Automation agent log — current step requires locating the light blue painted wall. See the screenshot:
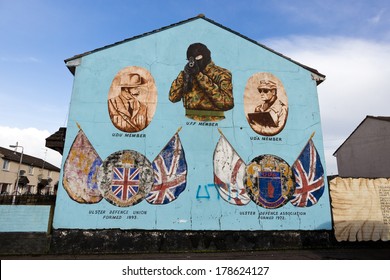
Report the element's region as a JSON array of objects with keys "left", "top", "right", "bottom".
[
  {"left": 54, "top": 18, "right": 331, "bottom": 230},
  {"left": 0, "top": 205, "right": 51, "bottom": 232}
]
